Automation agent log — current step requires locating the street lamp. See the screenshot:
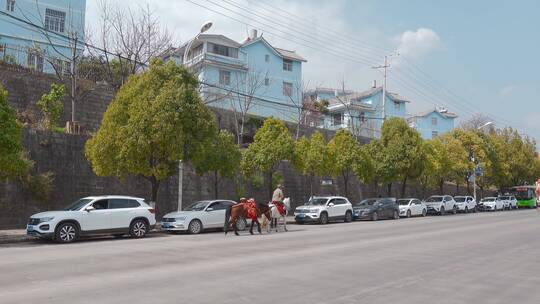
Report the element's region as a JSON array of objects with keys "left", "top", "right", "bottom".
[
  {"left": 178, "top": 21, "right": 213, "bottom": 212},
  {"left": 471, "top": 121, "right": 494, "bottom": 203}
]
